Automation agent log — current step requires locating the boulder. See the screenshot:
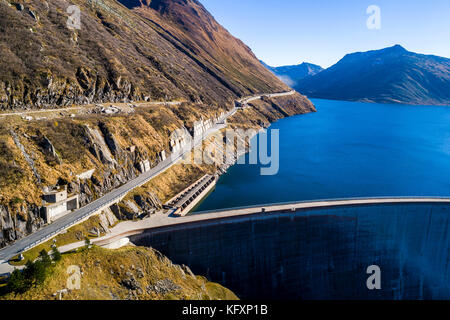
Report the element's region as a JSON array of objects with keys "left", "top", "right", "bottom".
[
  {"left": 146, "top": 279, "right": 181, "bottom": 295},
  {"left": 121, "top": 274, "right": 141, "bottom": 291},
  {"left": 181, "top": 264, "right": 195, "bottom": 277}
]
